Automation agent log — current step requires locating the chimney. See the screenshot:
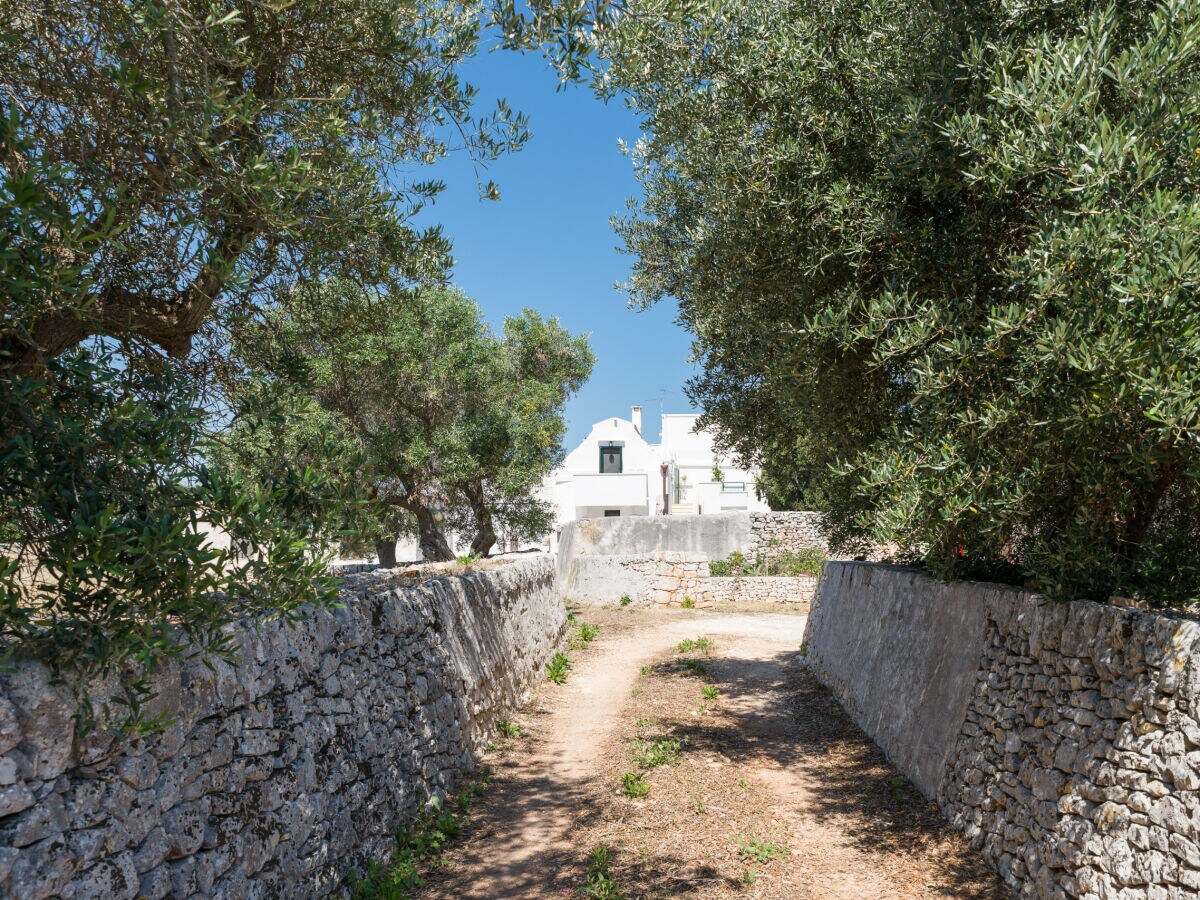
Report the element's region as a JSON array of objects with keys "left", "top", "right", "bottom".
[{"left": 631, "top": 405, "right": 643, "bottom": 435}]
